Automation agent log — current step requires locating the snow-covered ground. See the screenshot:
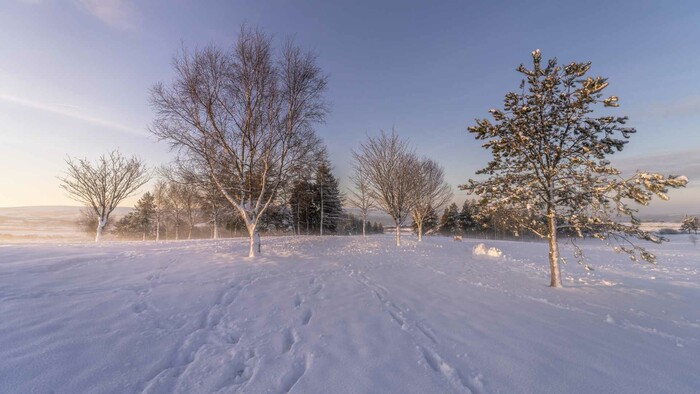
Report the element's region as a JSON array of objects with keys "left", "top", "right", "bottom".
[{"left": 1, "top": 235, "right": 698, "bottom": 393}]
